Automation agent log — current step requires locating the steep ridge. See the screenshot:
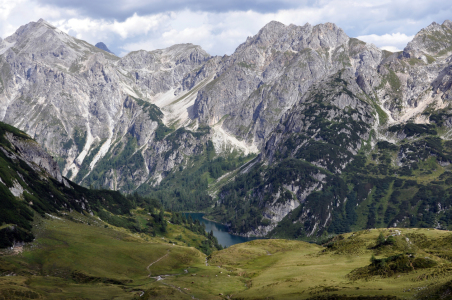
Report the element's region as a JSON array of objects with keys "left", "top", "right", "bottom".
[
  {"left": 206, "top": 20, "right": 452, "bottom": 238},
  {"left": 193, "top": 21, "right": 382, "bottom": 148},
  {"left": 3, "top": 19, "right": 452, "bottom": 239},
  {"left": 0, "top": 19, "right": 214, "bottom": 192},
  {"left": 0, "top": 121, "right": 134, "bottom": 247}
]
